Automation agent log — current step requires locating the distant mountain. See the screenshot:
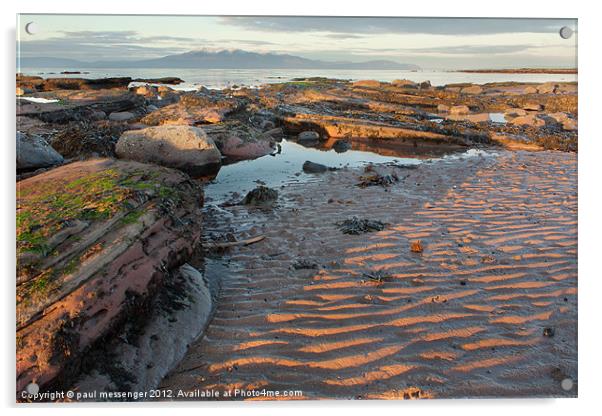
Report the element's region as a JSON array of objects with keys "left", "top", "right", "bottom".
[{"left": 18, "top": 49, "right": 420, "bottom": 70}]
